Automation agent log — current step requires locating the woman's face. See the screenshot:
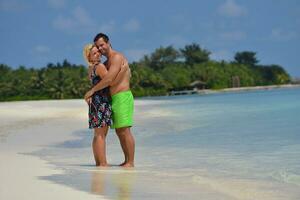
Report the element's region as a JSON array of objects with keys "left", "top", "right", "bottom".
[{"left": 89, "top": 46, "right": 101, "bottom": 63}]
